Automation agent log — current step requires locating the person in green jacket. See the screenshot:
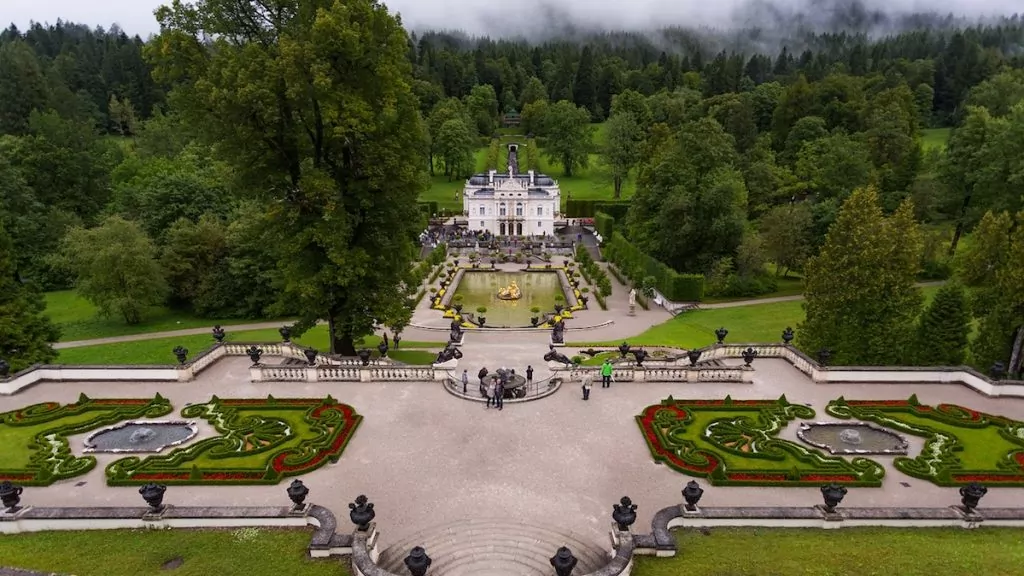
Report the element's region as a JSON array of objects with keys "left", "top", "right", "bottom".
[{"left": 600, "top": 359, "right": 613, "bottom": 388}]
